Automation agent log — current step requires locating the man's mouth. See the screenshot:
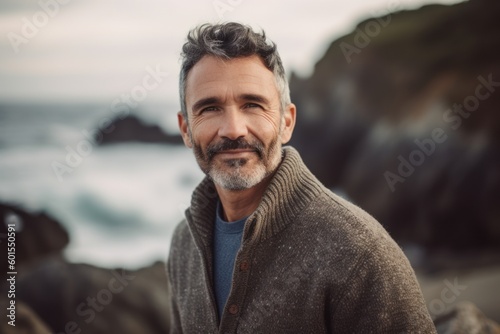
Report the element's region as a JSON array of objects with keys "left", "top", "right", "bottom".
[
  {"left": 206, "top": 138, "right": 263, "bottom": 160},
  {"left": 216, "top": 149, "right": 256, "bottom": 157}
]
